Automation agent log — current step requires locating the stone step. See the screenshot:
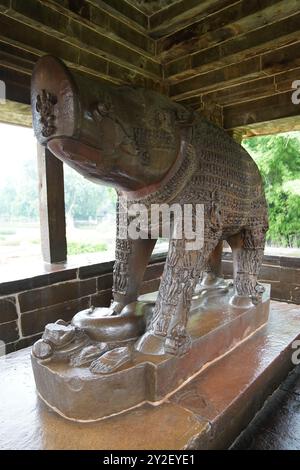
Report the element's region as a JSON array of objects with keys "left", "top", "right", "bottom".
[
  {"left": 0, "top": 300, "right": 299, "bottom": 450},
  {"left": 232, "top": 365, "right": 300, "bottom": 450}
]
